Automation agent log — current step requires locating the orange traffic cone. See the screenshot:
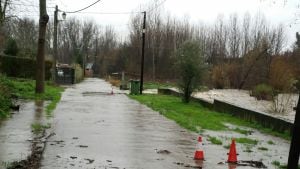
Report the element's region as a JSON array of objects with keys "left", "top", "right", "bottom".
[
  {"left": 227, "top": 139, "right": 238, "bottom": 163},
  {"left": 194, "top": 136, "right": 204, "bottom": 160}
]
